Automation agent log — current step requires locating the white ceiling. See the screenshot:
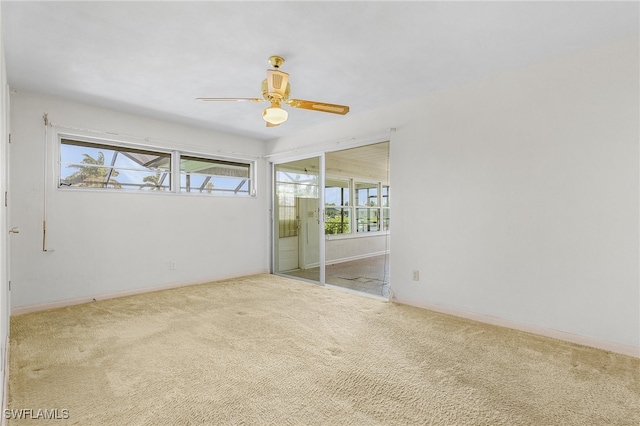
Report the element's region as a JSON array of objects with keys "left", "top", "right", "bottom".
[{"left": 2, "top": 1, "right": 638, "bottom": 141}]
